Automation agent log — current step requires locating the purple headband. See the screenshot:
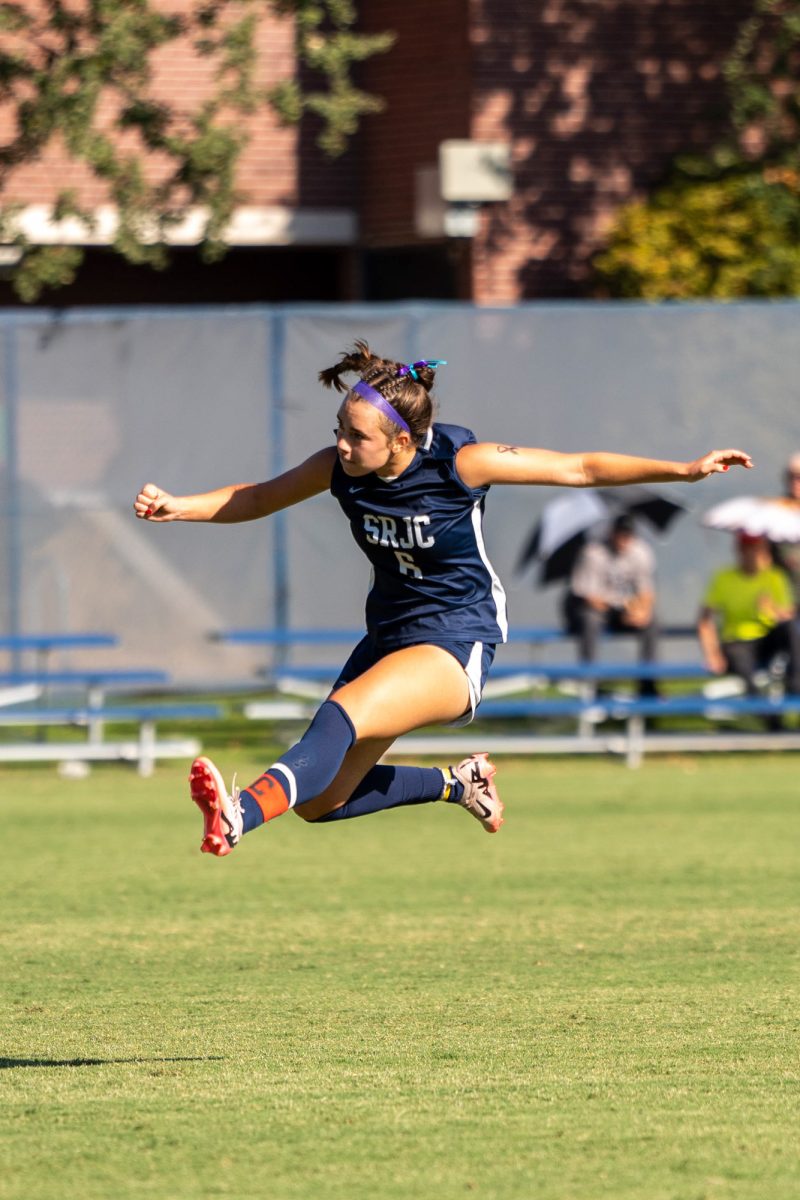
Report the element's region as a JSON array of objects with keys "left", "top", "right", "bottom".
[
  {"left": 351, "top": 360, "right": 446, "bottom": 433},
  {"left": 352, "top": 380, "right": 412, "bottom": 435}
]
